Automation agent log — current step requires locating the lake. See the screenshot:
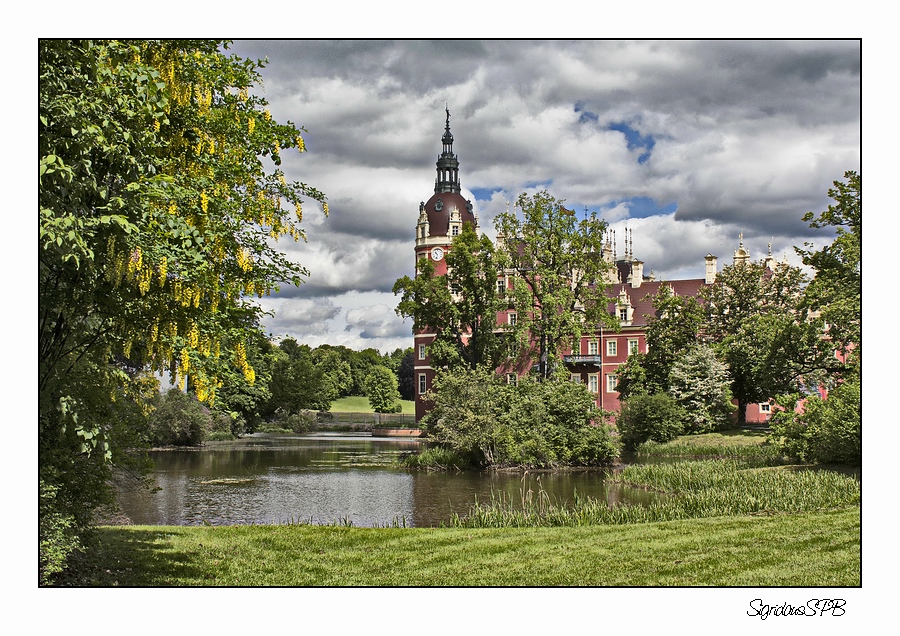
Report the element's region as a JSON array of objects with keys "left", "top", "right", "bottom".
[{"left": 116, "top": 433, "right": 659, "bottom": 527}]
